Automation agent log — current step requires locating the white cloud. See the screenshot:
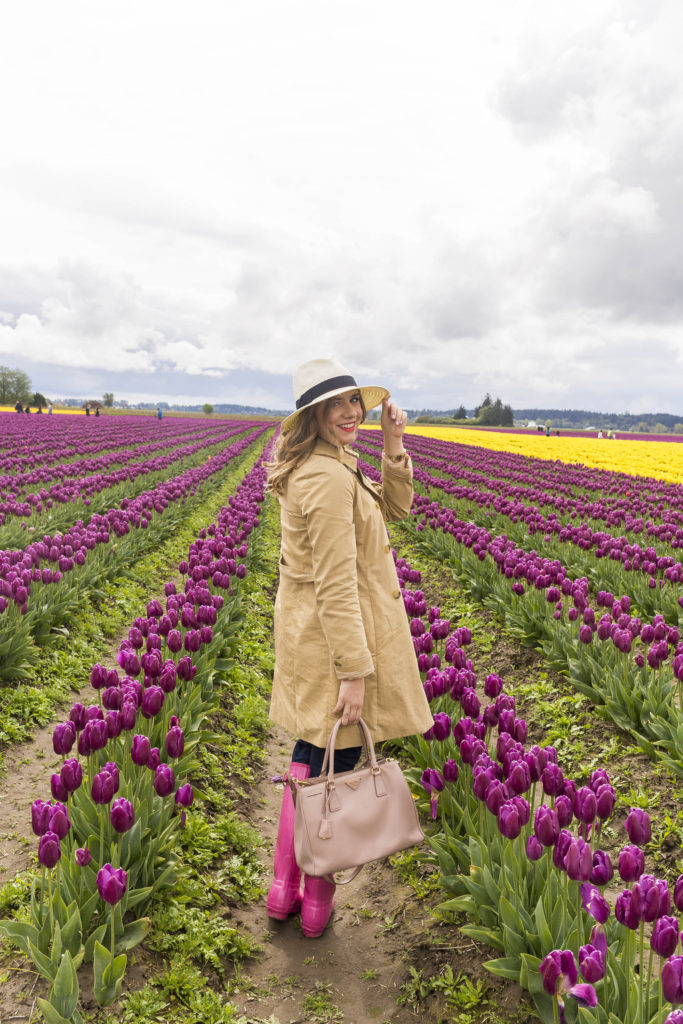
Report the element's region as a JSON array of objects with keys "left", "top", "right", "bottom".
[{"left": 1, "top": 0, "right": 683, "bottom": 412}]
